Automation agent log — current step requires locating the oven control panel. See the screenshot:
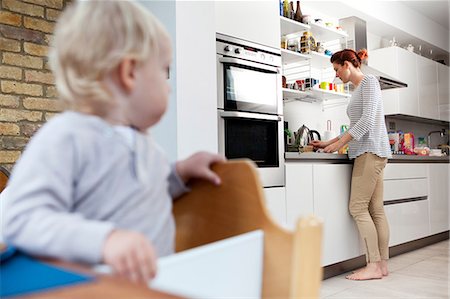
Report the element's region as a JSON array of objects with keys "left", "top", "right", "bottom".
[{"left": 217, "top": 39, "right": 281, "bottom": 67}]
